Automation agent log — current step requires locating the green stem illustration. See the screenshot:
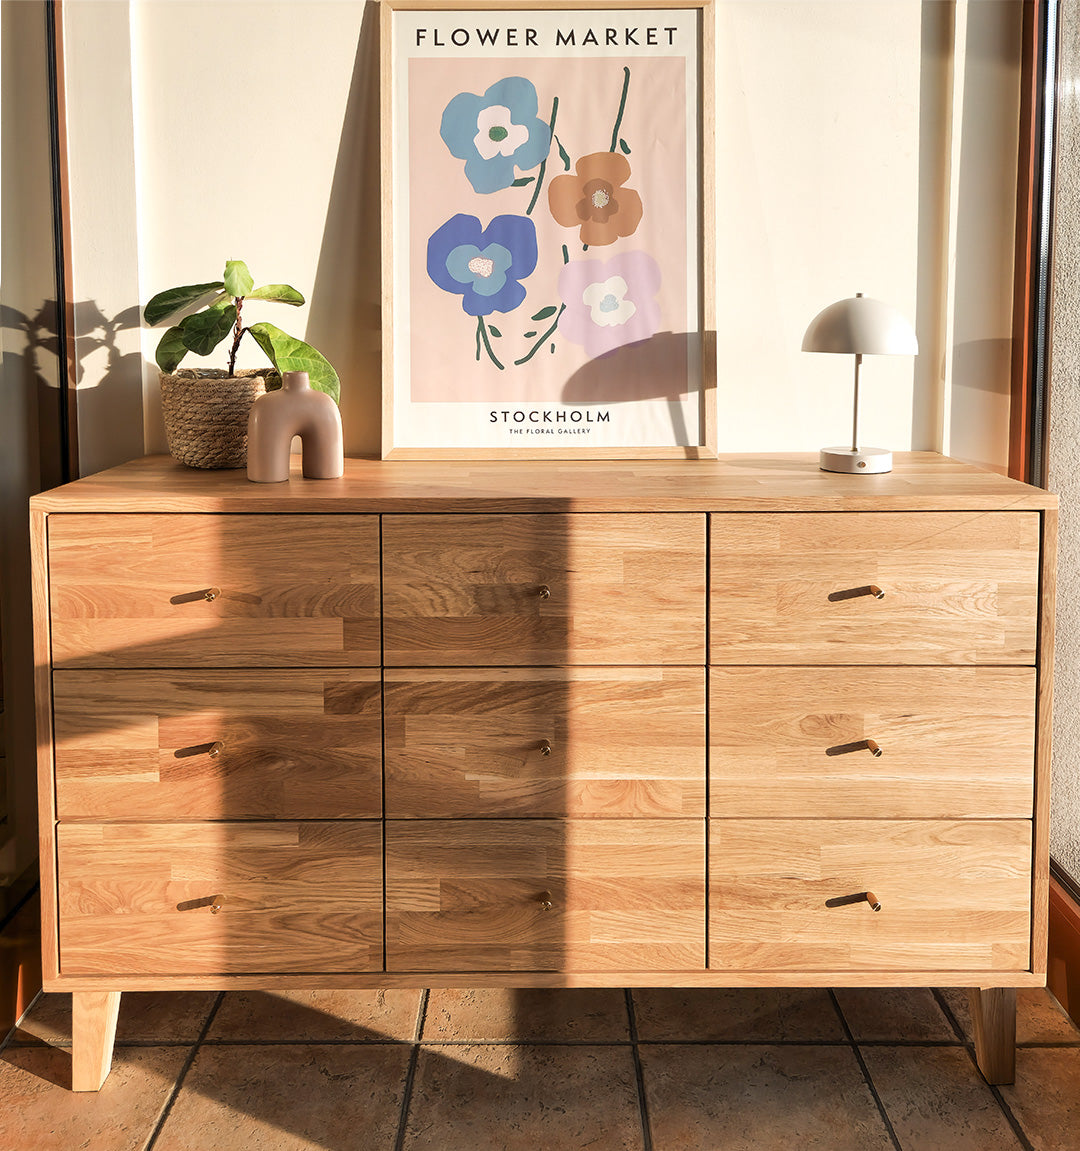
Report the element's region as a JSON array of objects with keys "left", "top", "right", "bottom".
[
  {"left": 513, "top": 304, "right": 566, "bottom": 366},
  {"left": 477, "top": 315, "right": 505, "bottom": 369},
  {"left": 526, "top": 96, "right": 560, "bottom": 216},
  {"left": 609, "top": 67, "right": 631, "bottom": 153}
]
